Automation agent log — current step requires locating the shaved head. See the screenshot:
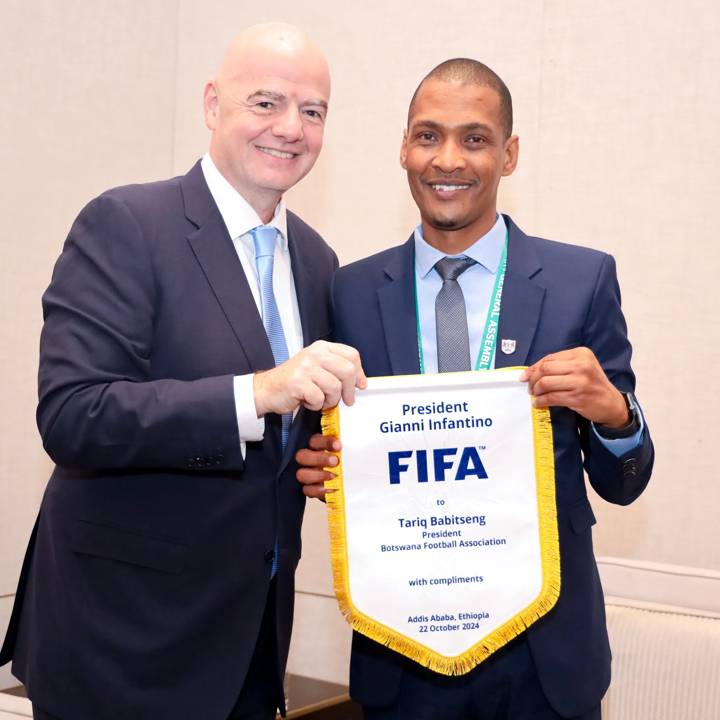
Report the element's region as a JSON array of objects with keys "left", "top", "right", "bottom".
[
  {"left": 409, "top": 58, "right": 512, "bottom": 139},
  {"left": 216, "top": 22, "right": 330, "bottom": 92}
]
